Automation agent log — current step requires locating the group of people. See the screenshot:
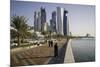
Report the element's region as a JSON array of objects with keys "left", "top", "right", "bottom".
[
  {"left": 48, "top": 40, "right": 58, "bottom": 57},
  {"left": 48, "top": 40, "right": 53, "bottom": 47}
]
